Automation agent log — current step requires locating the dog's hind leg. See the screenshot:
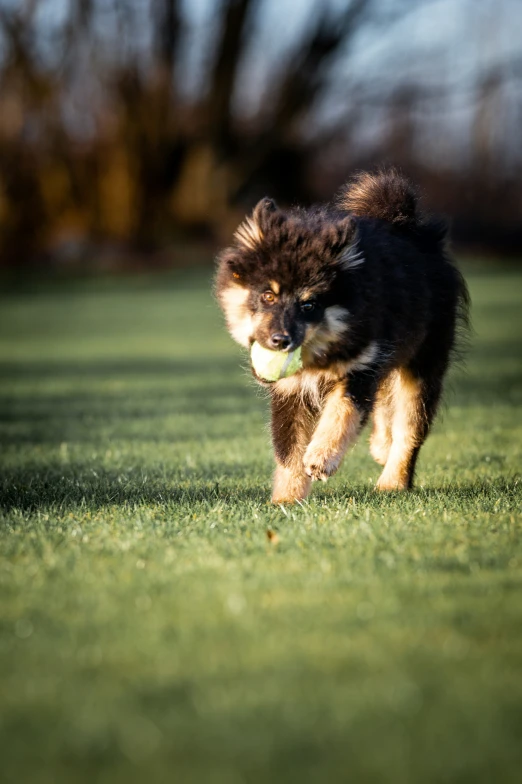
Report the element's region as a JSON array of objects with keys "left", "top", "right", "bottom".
[
  {"left": 375, "top": 366, "right": 444, "bottom": 491},
  {"left": 270, "top": 390, "right": 317, "bottom": 503},
  {"left": 376, "top": 269, "right": 465, "bottom": 491},
  {"left": 370, "top": 374, "right": 395, "bottom": 466}
]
